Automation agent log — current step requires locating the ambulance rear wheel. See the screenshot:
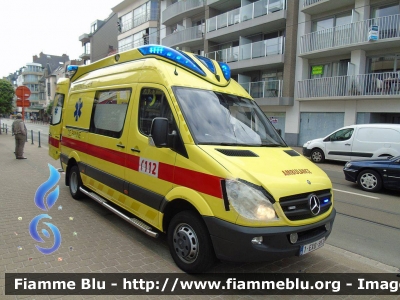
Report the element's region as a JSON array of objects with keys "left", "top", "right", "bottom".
[
  {"left": 168, "top": 211, "right": 216, "bottom": 273},
  {"left": 69, "top": 165, "right": 84, "bottom": 200}
]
